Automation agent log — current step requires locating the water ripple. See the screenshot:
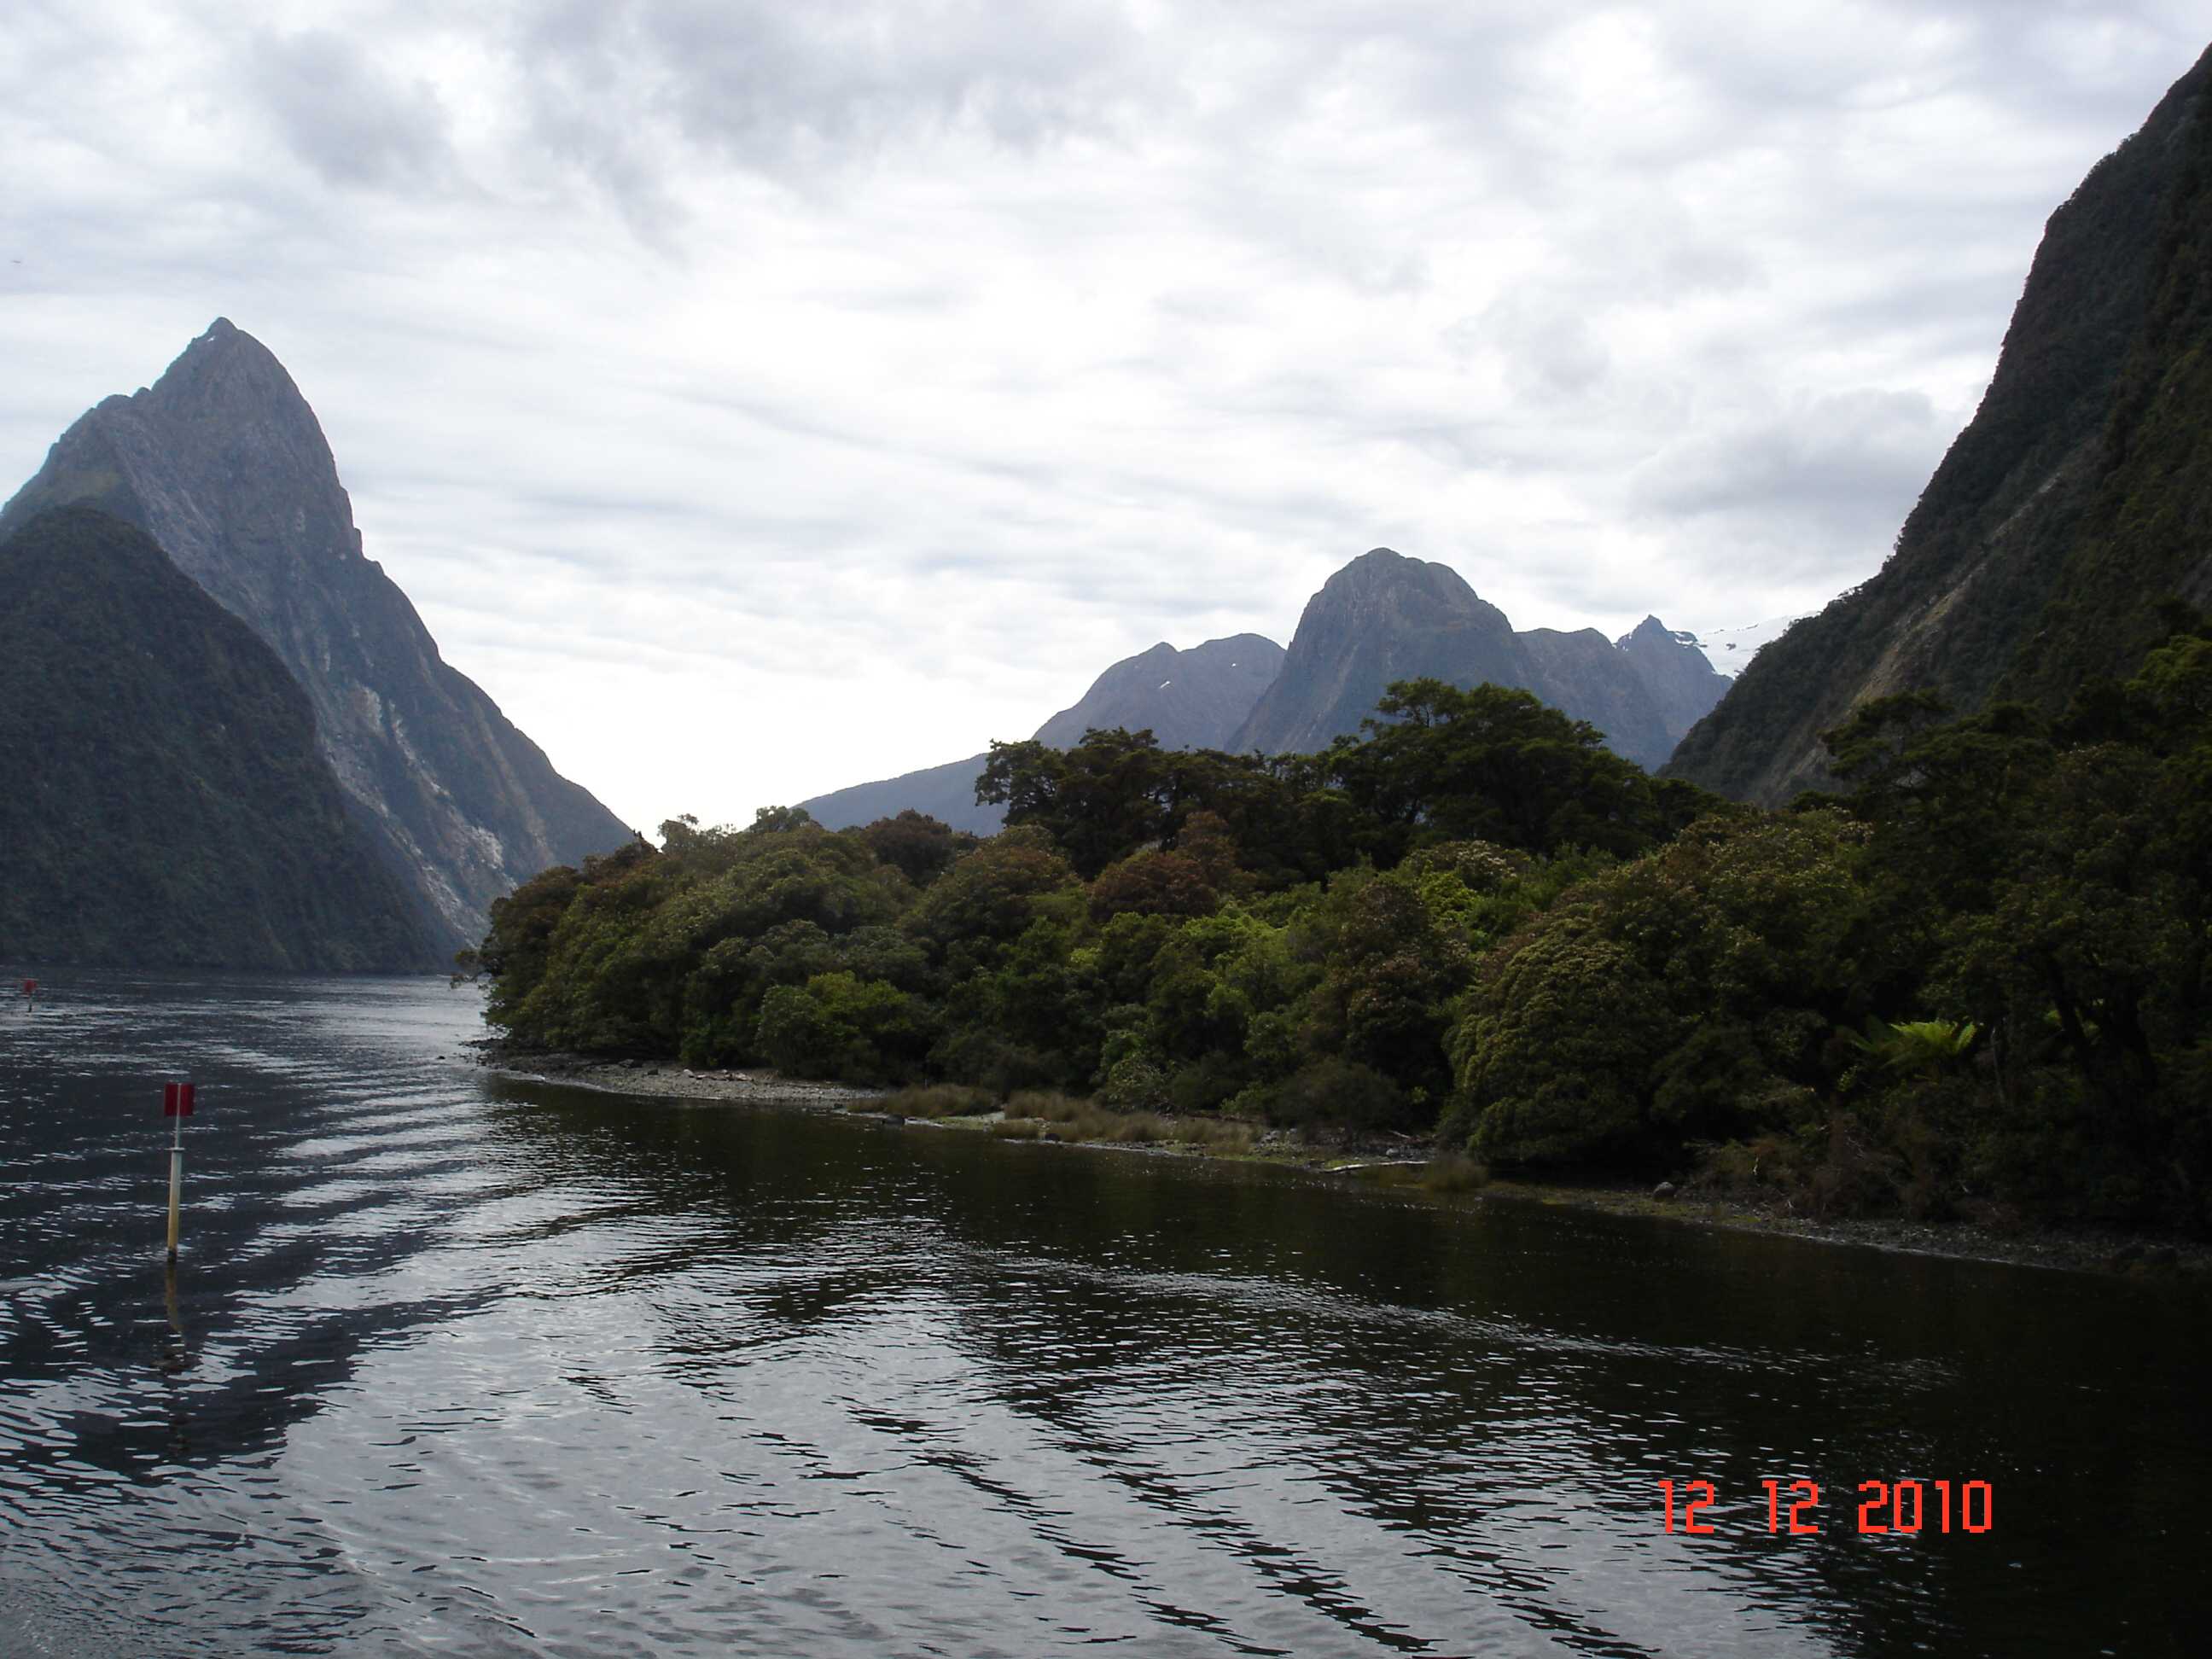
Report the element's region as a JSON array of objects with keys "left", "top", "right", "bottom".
[{"left": 3, "top": 975, "right": 2207, "bottom": 1656}]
